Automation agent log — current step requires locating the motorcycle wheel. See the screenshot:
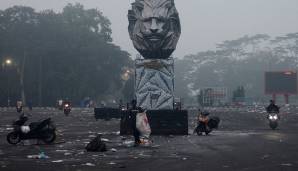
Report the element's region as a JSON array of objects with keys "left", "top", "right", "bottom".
[
  {"left": 64, "top": 110, "right": 70, "bottom": 116},
  {"left": 205, "top": 130, "right": 212, "bottom": 135},
  {"left": 196, "top": 132, "right": 203, "bottom": 136},
  {"left": 42, "top": 131, "right": 56, "bottom": 144},
  {"left": 269, "top": 122, "right": 278, "bottom": 130},
  {"left": 7, "top": 132, "right": 21, "bottom": 145}
]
